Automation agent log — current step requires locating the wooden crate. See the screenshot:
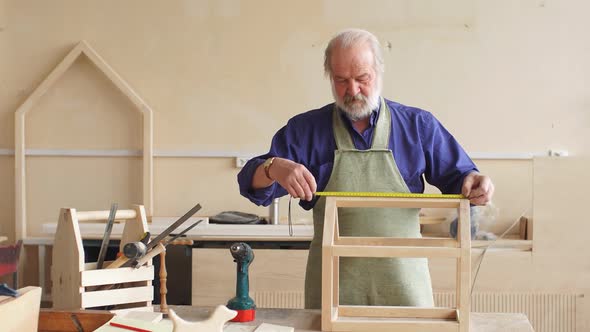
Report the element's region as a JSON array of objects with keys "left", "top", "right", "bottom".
[
  {"left": 51, "top": 205, "right": 154, "bottom": 311},
  {"left": 322, "top": 196, "right": 471, "bottom": 332}
]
